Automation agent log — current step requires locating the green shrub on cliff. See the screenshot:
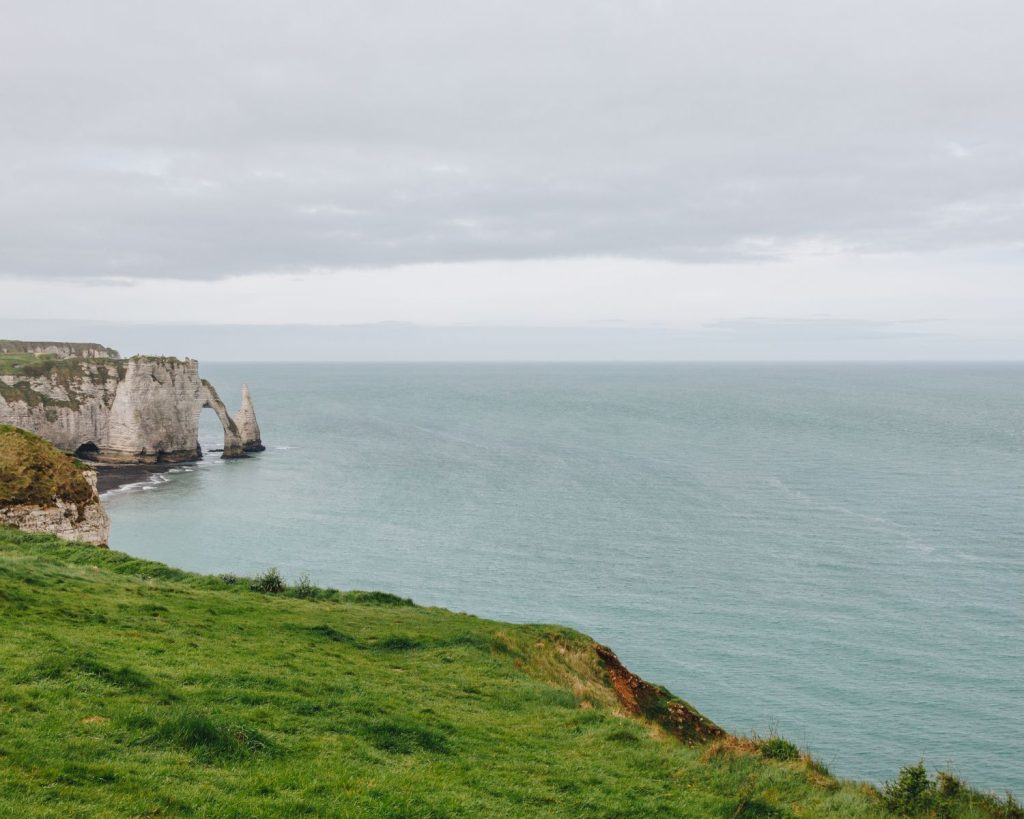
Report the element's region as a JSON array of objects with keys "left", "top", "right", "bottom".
[{"left": 883, "top": 763, "right": 1023, "bottom": 818}]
